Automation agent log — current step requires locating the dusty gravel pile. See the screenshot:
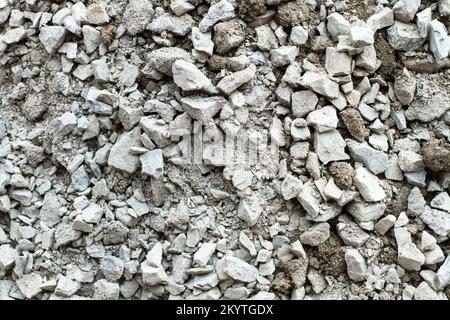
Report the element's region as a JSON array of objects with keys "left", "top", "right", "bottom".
[{"left": 0, "top": 0, "right": 449, "bottom": 300}]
